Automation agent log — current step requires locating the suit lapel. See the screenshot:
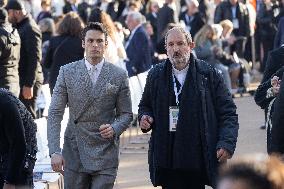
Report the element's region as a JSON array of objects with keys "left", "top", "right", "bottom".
[
  {"left": 93, "top": 61, "right": 110, "bottom": 99},
  {"left": 77, "top": 59, "right": 93, "bottom": 99},
  {"left": 74, "top": 61, "right": 111, "bottom": 121}
]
